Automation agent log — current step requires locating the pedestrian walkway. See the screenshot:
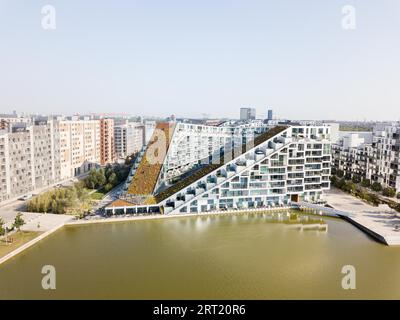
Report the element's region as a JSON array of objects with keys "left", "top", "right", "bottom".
[{"left": 325, "top": 188, "right": 400, "bottom": 245}]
